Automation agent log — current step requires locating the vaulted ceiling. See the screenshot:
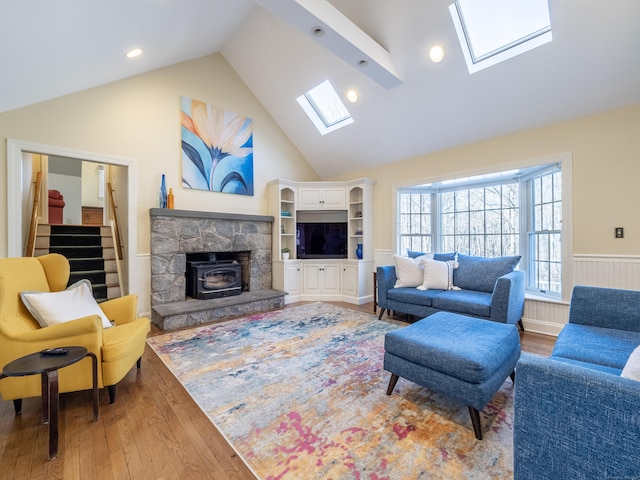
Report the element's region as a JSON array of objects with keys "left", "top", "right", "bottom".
[{"left": 2, "top": 0, "right": 639, "bottom": 178}]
